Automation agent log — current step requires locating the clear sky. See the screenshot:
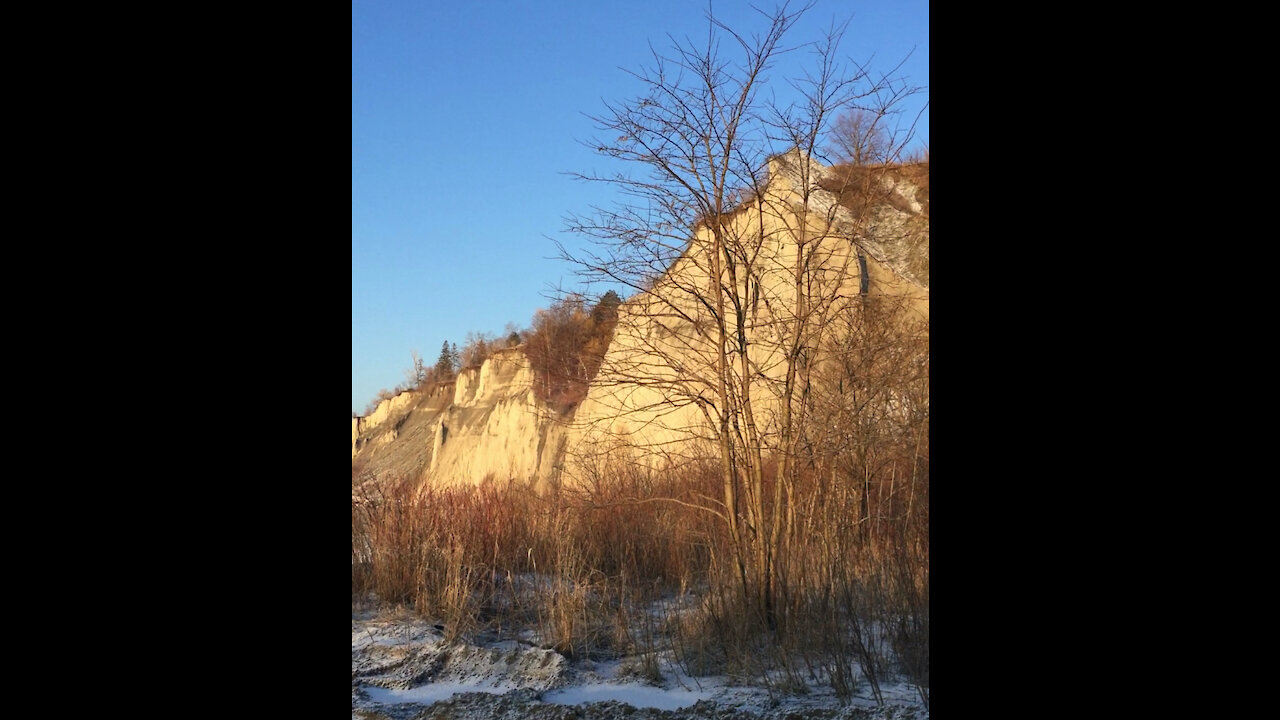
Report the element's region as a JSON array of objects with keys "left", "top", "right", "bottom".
[{"left": 352, "top": 0, "right": 929, "bottom": 415}]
